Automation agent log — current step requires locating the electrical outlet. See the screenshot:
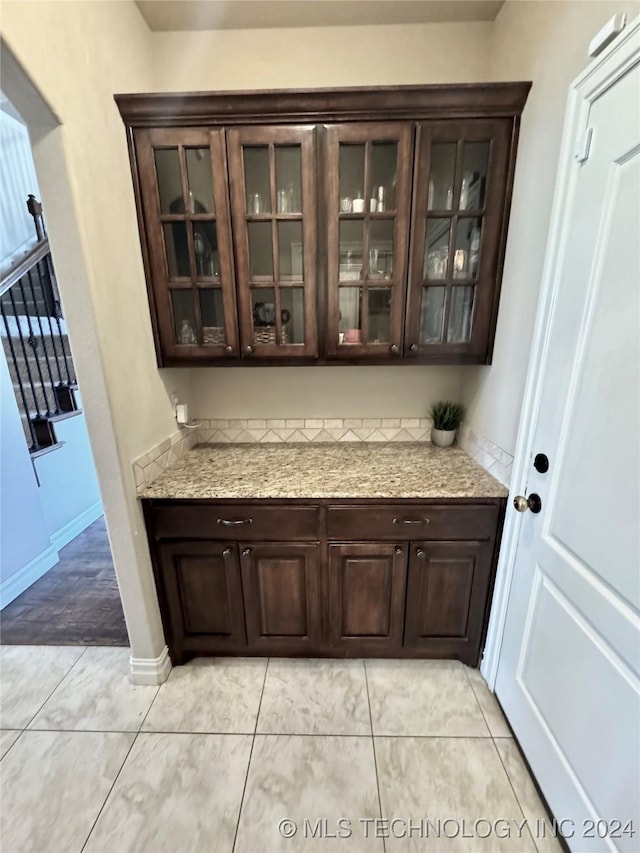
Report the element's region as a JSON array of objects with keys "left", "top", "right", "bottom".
[{"left": 176, "top": 403, "right": 189, "bottom": 425}]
